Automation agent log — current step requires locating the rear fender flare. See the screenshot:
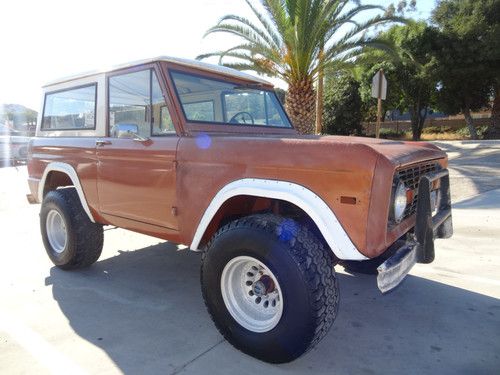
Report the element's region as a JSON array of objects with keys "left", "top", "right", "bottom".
[{"left": 38, "top": 162, "right": 95, "bottom": 223}]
